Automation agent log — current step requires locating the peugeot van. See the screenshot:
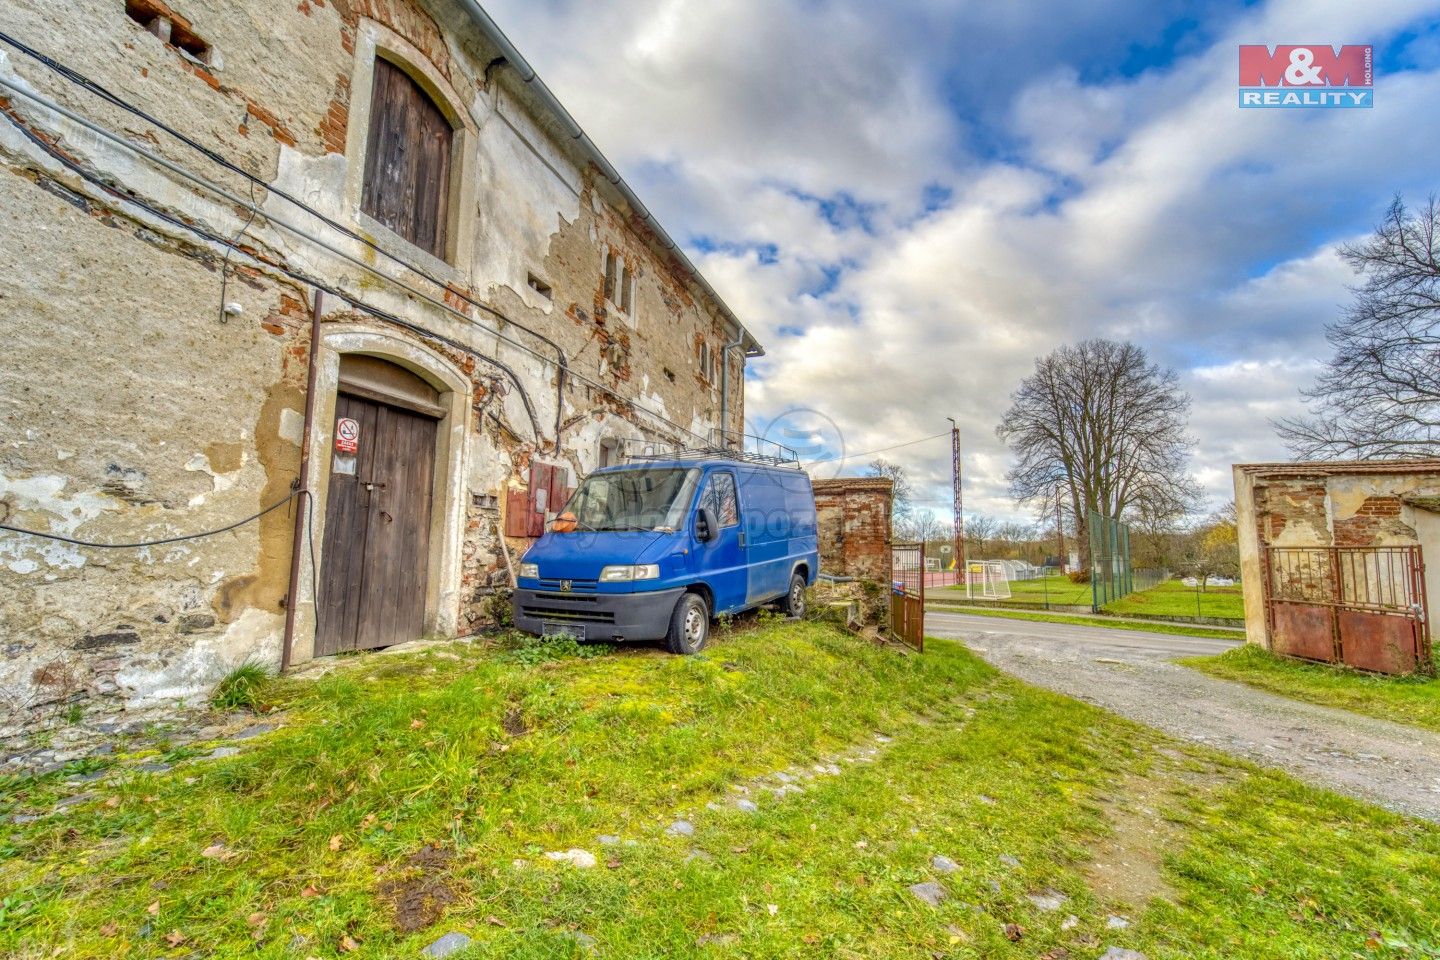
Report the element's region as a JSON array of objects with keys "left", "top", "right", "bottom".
[{"left": 511, "top": 457, "right": 819, "bottom": 653}]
